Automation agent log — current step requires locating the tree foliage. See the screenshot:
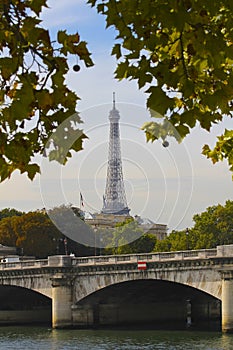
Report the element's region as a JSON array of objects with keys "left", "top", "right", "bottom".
[
  {"left": 0, "top": 211, "right": 62, "bottom": 257},
  {"left": 0, "top": 207, "right": 24, "bottom": 220},
  {"left": 154, "top": 200, "right": 233, "bottom": 252},
  {"left": 105, "top": 219, "right": 157, "bottom": 254},
  {"left": 47, "top": 204, "right": 97, "bottom": 248},
  {"left": 0, "top": 0, "right": 93, "bottom": 181},
  {"left": 154, "top": 230, "right": 189, "bottom": 252},
  {"left": 0, "top": 201, "right": 232, "bottom": 257},
  {"left": 0, "top": 206, "right": 98, "bottom": 258},
  {"left": 88, "top": 0, "right": 233, "bottom": 177},
  {"left": 190, "top": 200, "right": 233, "bottom": 248},
  {"left": 1, "top": 1, "right": 233, "bottom": 181}
]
